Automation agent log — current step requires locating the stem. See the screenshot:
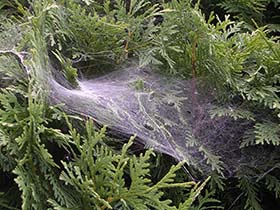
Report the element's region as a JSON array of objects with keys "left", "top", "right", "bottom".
[{"left": 191, "top": 34, "right": 198, "bottom": 108}]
